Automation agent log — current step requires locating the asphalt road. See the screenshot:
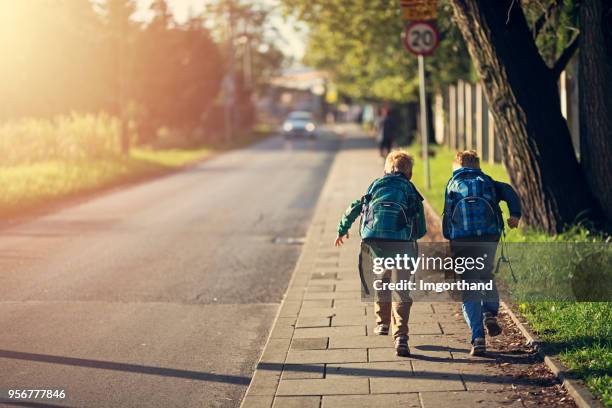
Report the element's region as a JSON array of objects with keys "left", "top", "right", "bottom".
[{"left": 0, "top": 132, "right": 340, "bottom": 407}]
